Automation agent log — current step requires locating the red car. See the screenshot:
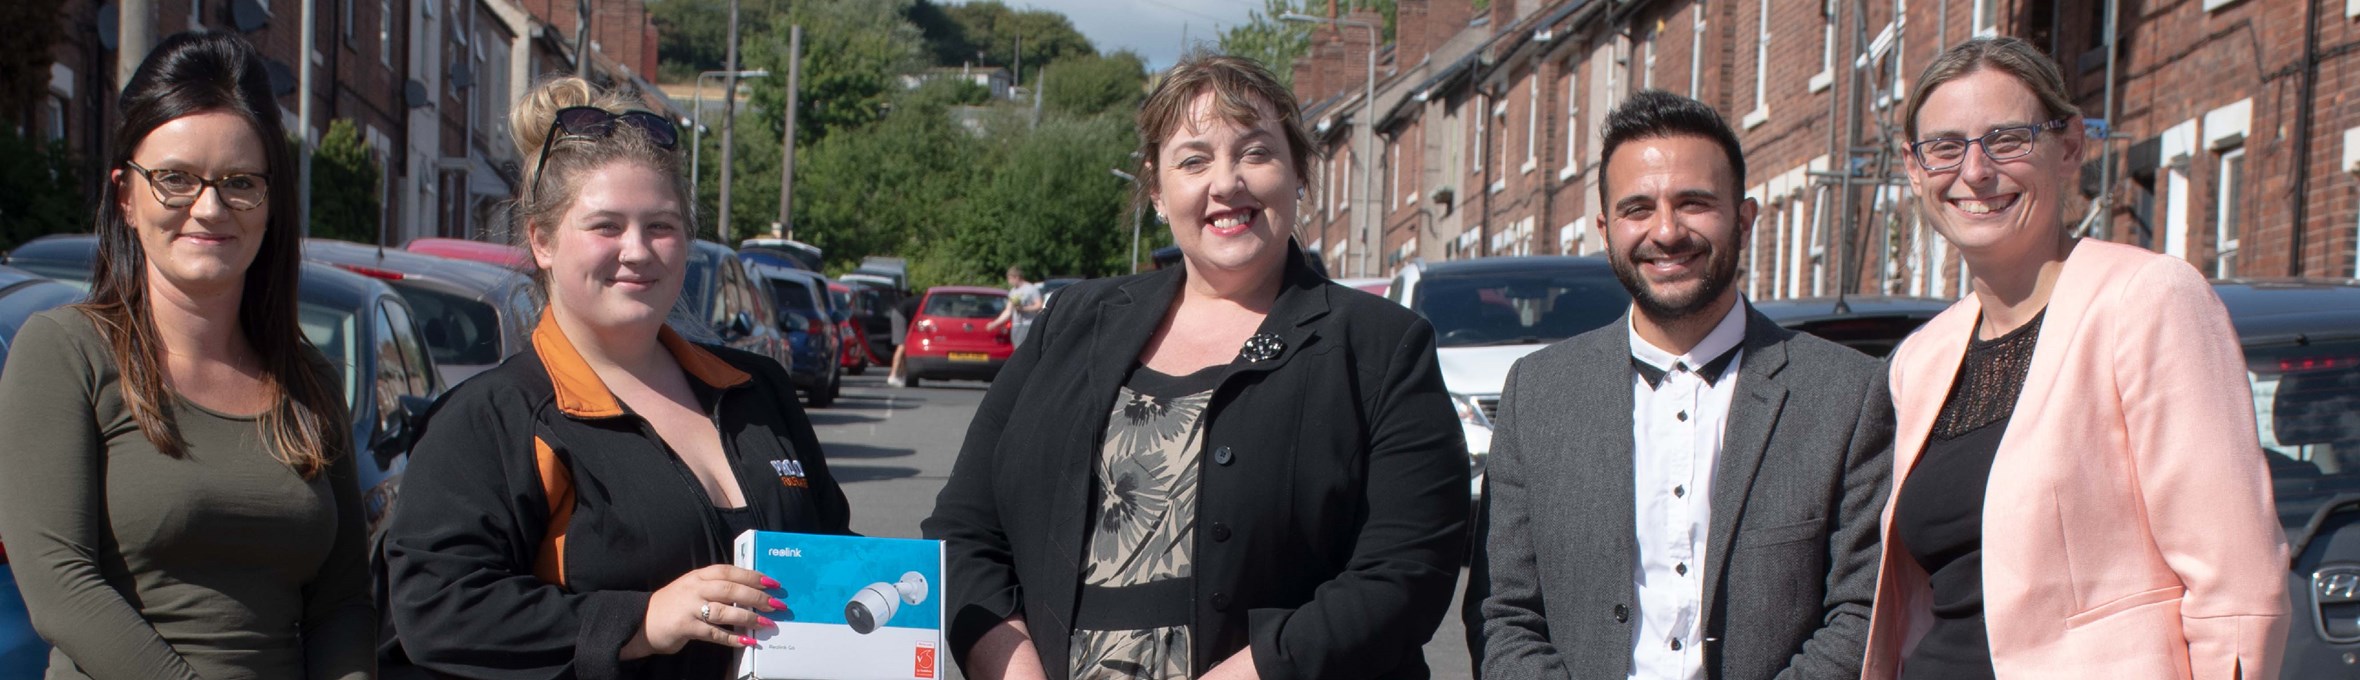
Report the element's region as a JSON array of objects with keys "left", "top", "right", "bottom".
[
  {"left": 404, "top": 237, "right": 532, "bottom": 271},
  {"left": 827, "top": 282, "right": 870, "bottom": 375},
  {"left": 902, "top": 285, "right": 1012, "bottom": 386}
]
